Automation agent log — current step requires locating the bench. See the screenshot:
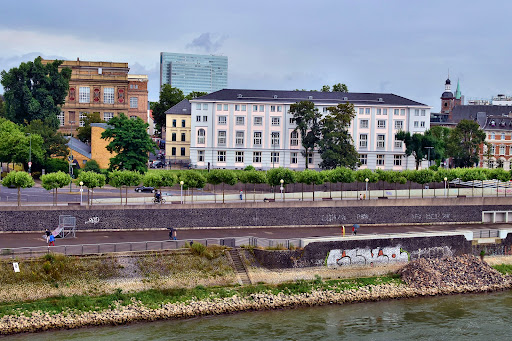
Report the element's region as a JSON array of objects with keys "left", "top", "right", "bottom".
[
  {"left": 378, "top": 196, "right": 389, "bottom": 199},
  {"left": 263, "top": 198, "right": 275, "bottom": 202},
  {"left": 322, "top": 197, "right": 333, "bottom": 201},
  {"left": 457, "top": 195, "right": 466, "bottom": 198},
  {"left": 67, "top": 202, "right": 81, "bottom": 206},
  {"left": 171, "top": 201, "right": 182, "bottom": 204}
]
